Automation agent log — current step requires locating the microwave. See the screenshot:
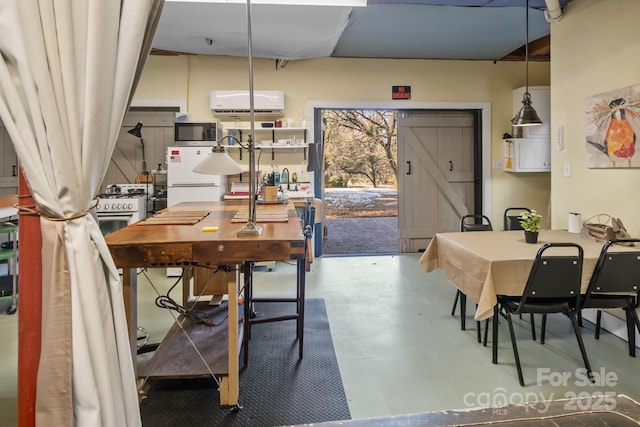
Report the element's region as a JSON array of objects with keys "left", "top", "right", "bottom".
[{"left": 174, "top": 121, "right": 222, "bottom": 146}]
